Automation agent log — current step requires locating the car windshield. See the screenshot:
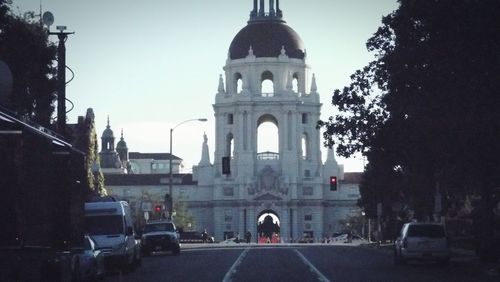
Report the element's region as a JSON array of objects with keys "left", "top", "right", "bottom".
[
  {"left": 85, "top": 215, "right": 124, "bottom": 235},
  {"left": 407, "top": 225, "right": 445, "bottom": 238},
  {"left": 144, "top": 223, "right": 175, "bottom": 233}
]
